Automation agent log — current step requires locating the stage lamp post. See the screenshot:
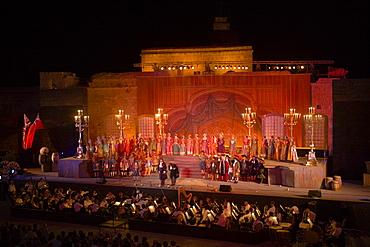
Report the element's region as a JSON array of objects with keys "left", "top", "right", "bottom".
[
  {"left": 155, "top": 108, "right": 168, "bottom": 136},
  {"left": 115, "top": 110, "right": 130, "bottom": 138},
  {"left": 74, "top": 110, "right": 89, "bottom": 158},
  {"left": 242, "top": 108, "right": 256, "bottom": 137},
  {"left": 284, "top": 108, "right": 301, "bottom": 137},
  {"left": 303, "top": 107, "right": 322, "bottom": 165}
]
